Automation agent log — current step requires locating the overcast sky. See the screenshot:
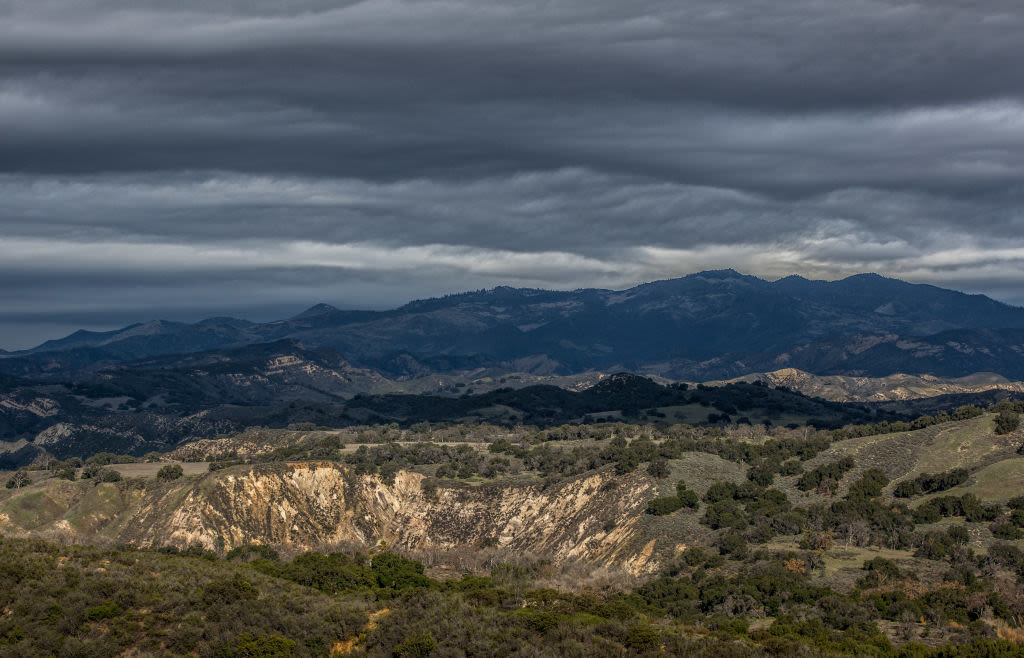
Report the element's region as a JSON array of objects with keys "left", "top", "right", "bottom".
[{"left": 2, "top": 0, "right": 1023, "bottom": 349}]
